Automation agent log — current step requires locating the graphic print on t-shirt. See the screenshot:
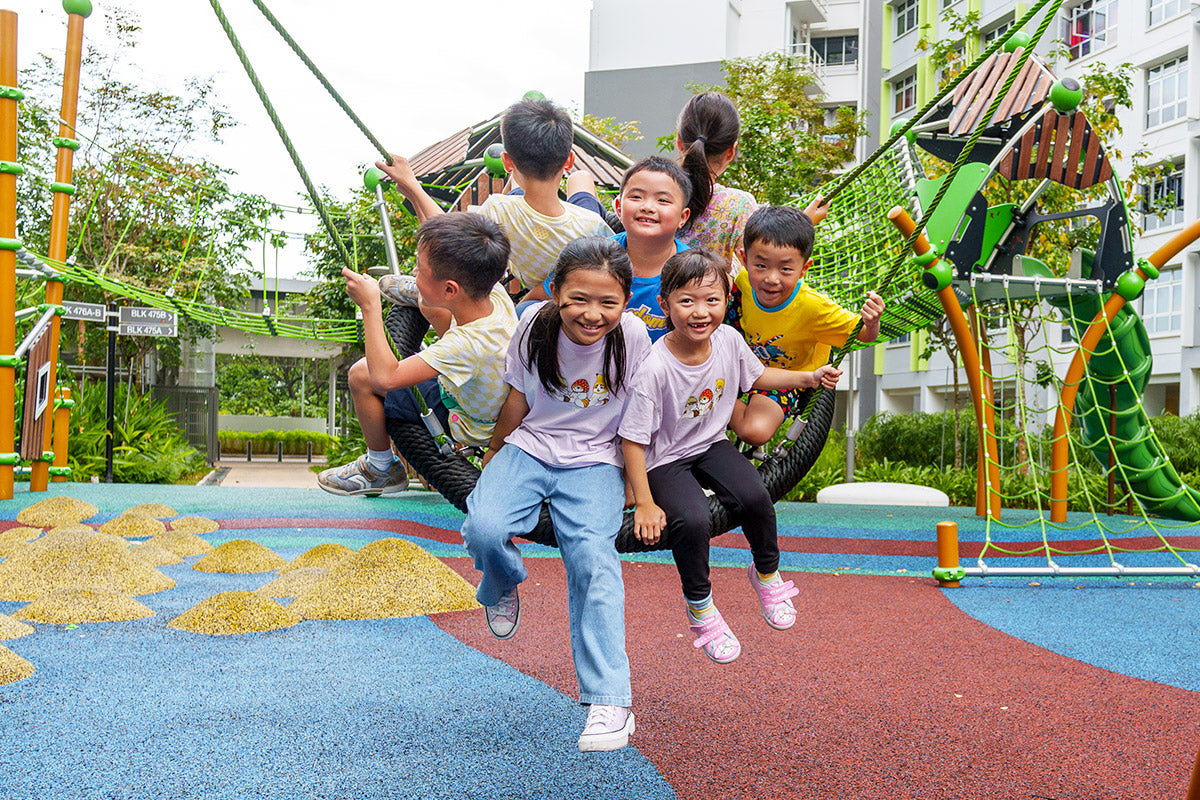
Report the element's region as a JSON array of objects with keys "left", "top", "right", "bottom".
[
  {"left": 681, "top": 384, "right": 722, "bottom": 418},
  {"left": 553, "top": 373, "right": 613, "bottom": 409},
  {"left": 747, "top": 332, "right": 788, "bottom": 367}
]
